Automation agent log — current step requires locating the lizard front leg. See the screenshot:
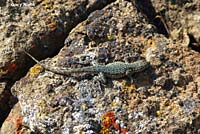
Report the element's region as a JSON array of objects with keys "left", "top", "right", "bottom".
[{"left": 93, "top": 72, "right": 106, "bottom": 84}]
